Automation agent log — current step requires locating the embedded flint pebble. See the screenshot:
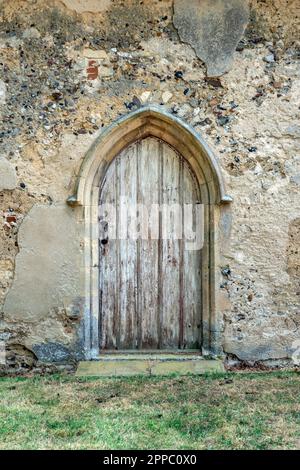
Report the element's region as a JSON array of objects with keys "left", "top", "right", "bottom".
[
  {"left": 218, "top": 116, "right": 230, "bottom": 126},
  {"left": 174, "top": 70, "right": 183, "bottom": 79}
]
